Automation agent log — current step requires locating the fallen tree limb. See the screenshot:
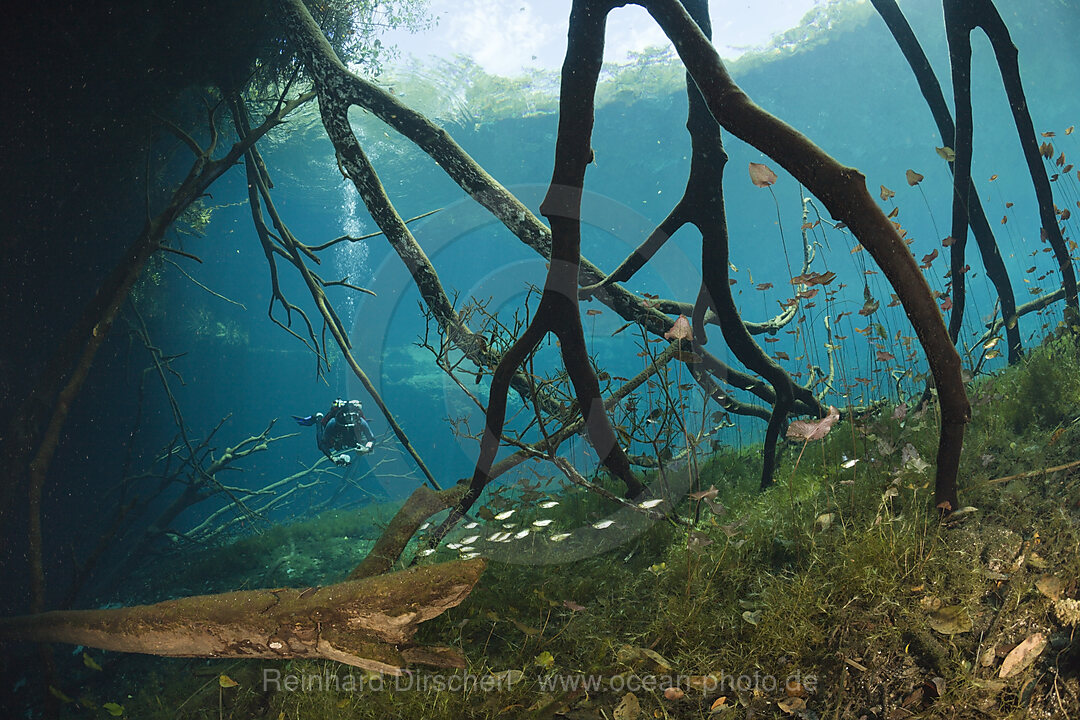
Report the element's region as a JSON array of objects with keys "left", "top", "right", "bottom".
[
  {"left": 0, "top": 558, "right": 485, "bottom": 675},
  {"left": 980, "top": 458, "right": 1080, "bottom": 486},
  {"left": 349, "top": 484, "right": 469, "bottom": 580}
]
